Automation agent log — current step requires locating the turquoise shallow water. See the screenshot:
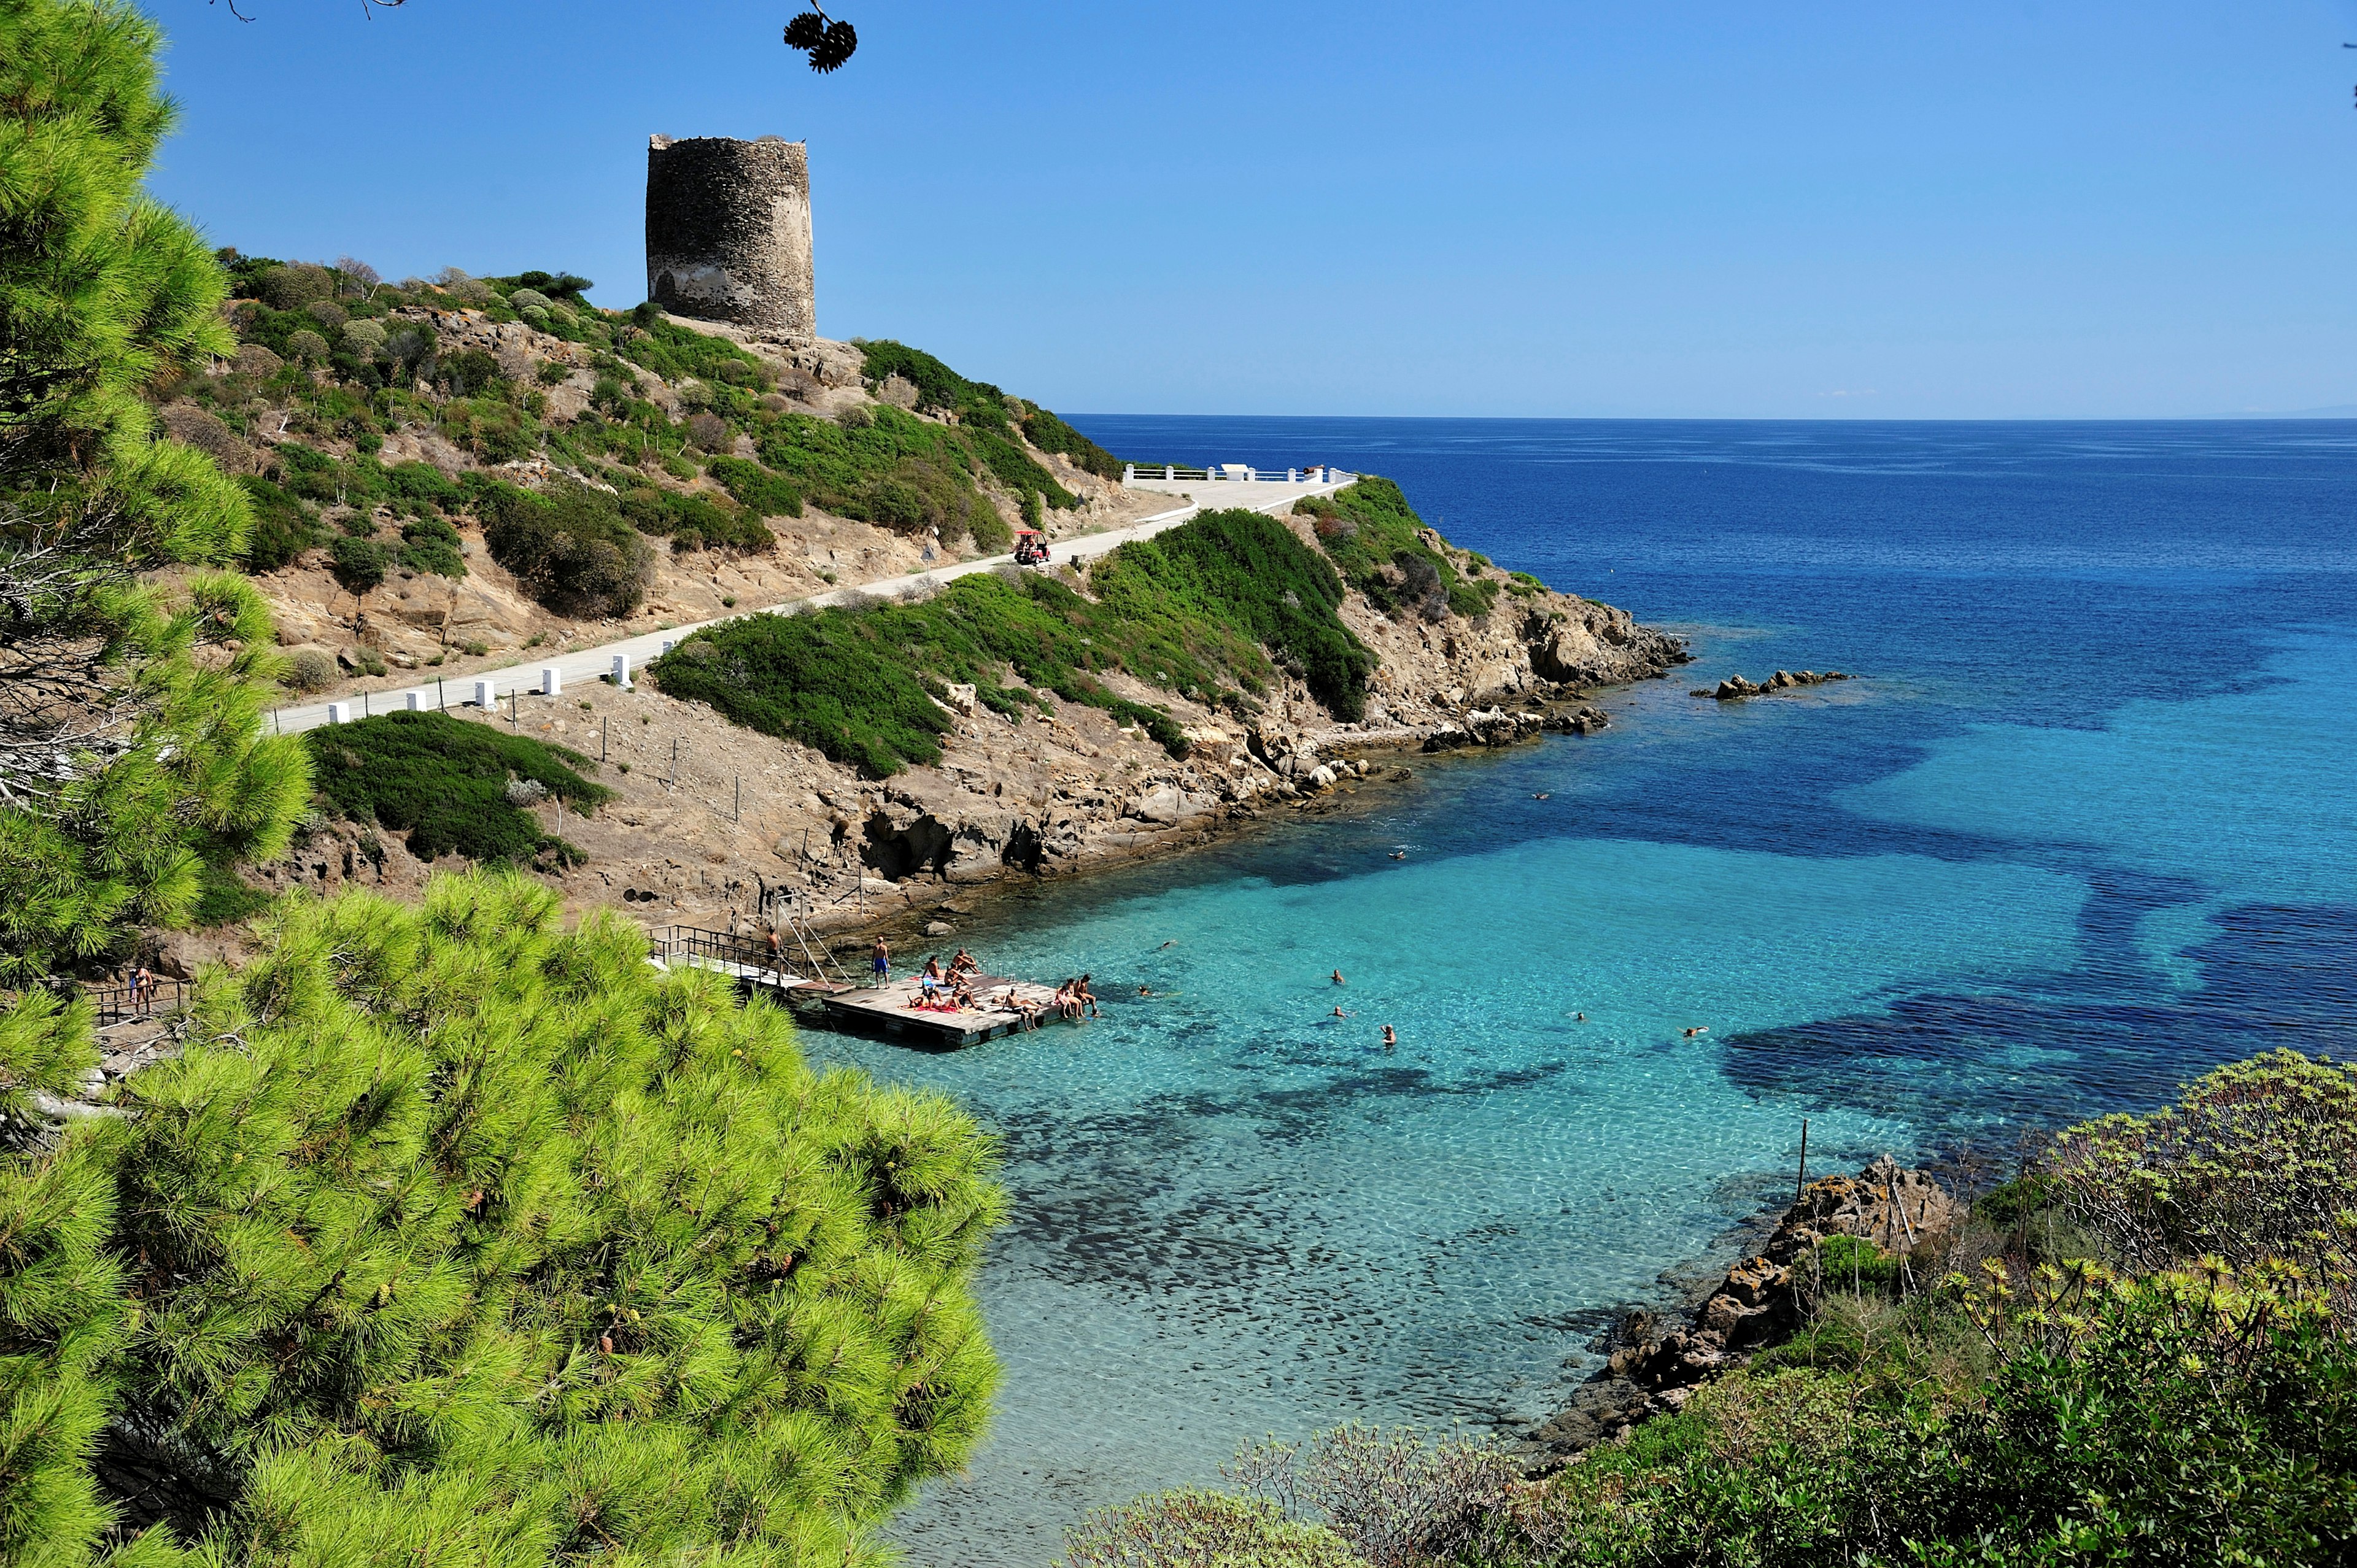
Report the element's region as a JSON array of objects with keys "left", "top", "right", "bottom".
[{"left": 794, "top": 420, "right": 2357, "bottom": 1565}]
